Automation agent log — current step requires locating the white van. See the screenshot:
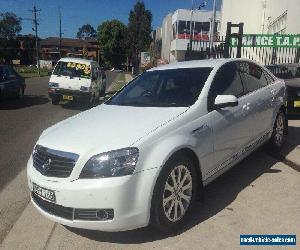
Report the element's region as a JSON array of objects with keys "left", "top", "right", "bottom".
[{"left": 48, "top": 58, "right": 106, "bottom": 105}]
